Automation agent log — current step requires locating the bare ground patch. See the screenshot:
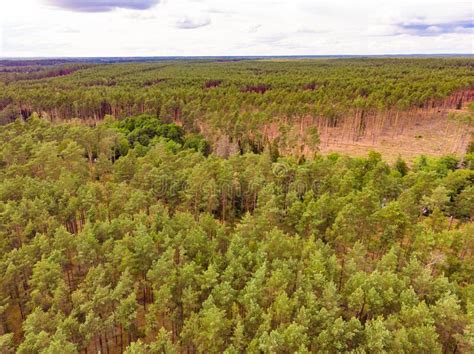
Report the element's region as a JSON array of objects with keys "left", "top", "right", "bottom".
[{"left": 319, "top": 112, "right": 471, "bottom": 163}]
